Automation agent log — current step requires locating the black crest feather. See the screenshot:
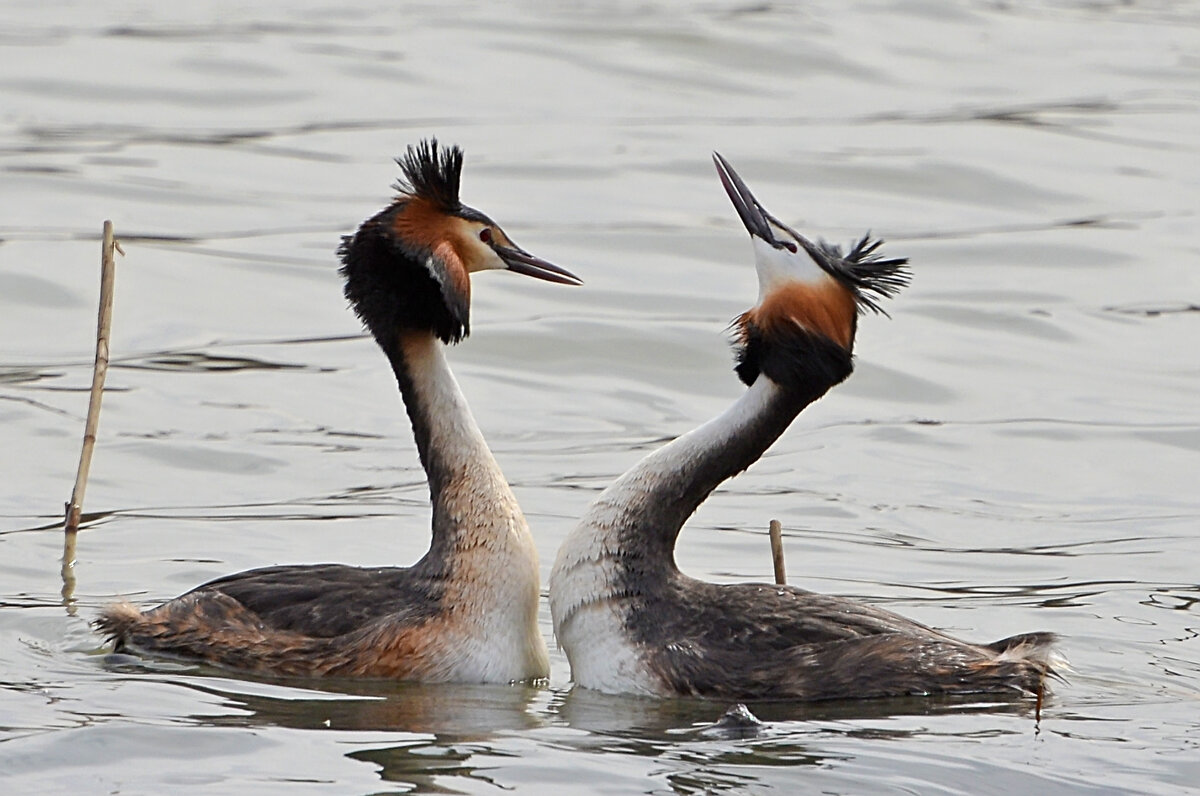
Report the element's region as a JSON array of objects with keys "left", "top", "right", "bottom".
[
  {"left": 393, "top": 139, "right": 464, "bottom": 212},
  {"left": 338, "top": 140, "right": 472, "bottom": 347},
  {"left": 805, "top": 234, "right": 910, "bottom": 316}
]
